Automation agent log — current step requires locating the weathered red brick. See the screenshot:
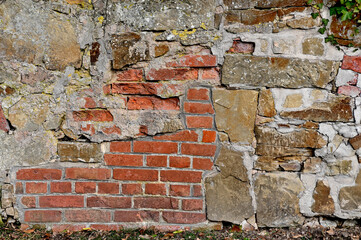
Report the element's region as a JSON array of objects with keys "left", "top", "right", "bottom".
[
  {"left": 113, "top": 169, "right": 158, "bottom": 181},
  {"left": 342, "top": 55, "right": 361, "bottom": 73},
  {"left": 170, "top": 185, "right": 190, "bottom": 197},
  {"left": 89, "top": 225, "right": 122, "bottom": 231},
  {"left": 181, "top": 143, "right": 217, "bottom": 156},
  {"left": 104, "top": 154, "right": 143, "bottom": 167},
  {"left": 127, "top": 96, "right": 179, "bottom": 110},
  {"left": 227, "top": 39, "right": 255, "bottom": 54},
  {"left": 39, "top": 196, "right": 84, "bottom": 208},
  {"left": 184, "top": 102, "right": 214, "bottom": 114},
  {"left": 133, "top": 197, "right": 178, "bottom": 209},
  {"left": 162, "top": 212, "right": 206, "bottom": 224},
  {"left": 50, "top": 182, "right": 72, "bottom": 193},
  {"left": 161, "top": 170, "right": 202, "bottom": 183},
  {"left": 193, "top": 158, "right": 213, "bottom": 170},
  {"left": 338, "top": 85, "right": 361, "bottom": 97},
  {"left": 24, "top": 210, "right": 62, "bottom": 223},
  {"left": 87, "top": 196, "right": 131, "bottom": 208},
  {"left": 193, "top": 185, "right": 203, "bottom": 197},
  {"left": 66, "top": 168, "right": 111, "bottom": 180},
  {"left": 122, "top": 183, "right": 142, "bottom": 195},
  {"left": 201, "top": 68, "right": 219, "bottom": 80},
  {"left": 146, "top": 68, "right": 198, "bottom": 81},
  {"left": 75, "top": 182, "right": 96, "bottom": 193},
  {"left": 145, "top": 183, "right": 166, "bottom": 195},
  {"left": 73, "top": 110, "right": 113, "bottom": 122},
  {"left": 166, "top": 55, "right": 217, "bottom": 68},
  {"left": 169, "top": 156, "right": 191, "bottom": 168},
  {"left": 202, "top": 130, "right": 217, "bottom": 143},
  {"left": 65, "top": 210, "right": 111, "bottom": 222},
  {"left": 182, "top": 199, "right": 203, "bottom": 211},
  {"left": 81, "top": 123, "right": 95, "bottom": 135},
  {"left": 101, "top": 125, "right": 121, "bottom": 135},
  {"left": 0, "top": 104, "right": 9, "bottom": 133},
  {"left": 26, "top": 182, "right": 47, "bottom": 194},
  {"left": 187, "top": 88, "right": 210, "bottom": 101},
  {"left": 186, "top": 116, "right": 213, "bottom": 128},
  {"left": 83, "top": 97, "right": 97, "bottom": 109},
  {"left": 21, "top": 197, "right": 36, "bottom": 208},
  {"left": 153, "top": 130, "right": 198, "bottom": 142},
  {"left": 109, "top": 141, "right": 131, "bottom": 153},
  {"left": 134, "top": 141, "right": 178, "bottom": 154},
  {"left": 114, "top": 69, "right": 143, "bottom": 81},
  {"left": 114, "top": 211, "right": 160, "bottom": 222},
  {"left": 146, "top": 155, "right": 168, "bottom": 167},
  {"left": 52, "top": 224, "right": 87, "bottom": 233},
  {"left": 17, "top": 169, "right": 62, "bottom": 180},
  {"left": 98, "top": 182, "right": 119, "bottom": 194}
]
